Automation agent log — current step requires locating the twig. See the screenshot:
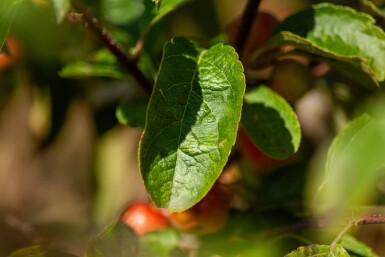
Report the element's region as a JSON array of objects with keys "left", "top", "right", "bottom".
[
  {"left": 69, "top": 0, "right": 152, "bottom": 96},
  {"left": 235, "top": 0, "right": 262, "bottom": 58},
  {"left": 356, "top": 214, "right": 385, "bottom": 225}
]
